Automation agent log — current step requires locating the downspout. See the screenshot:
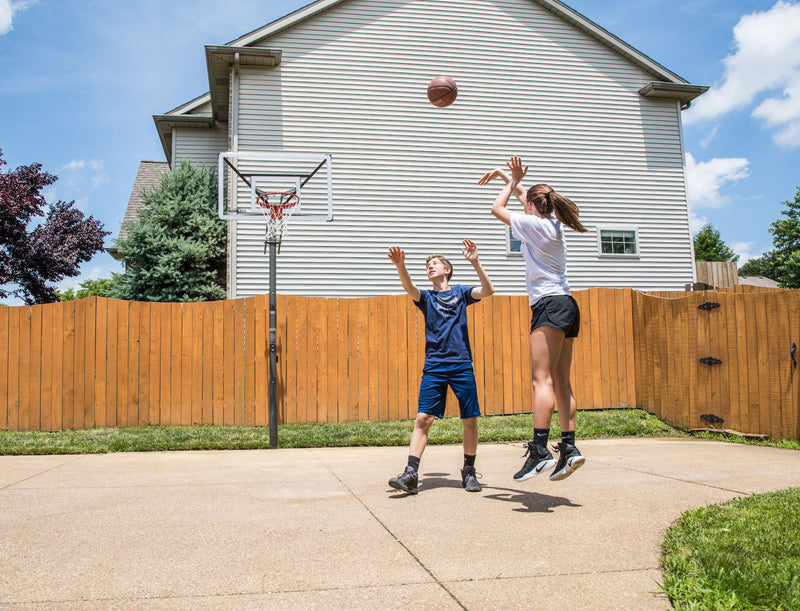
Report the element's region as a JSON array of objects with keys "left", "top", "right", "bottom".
[
  {"left": 228, "top": 52, "right": 241, "bottom": 299},
  {"left": 678, "top": 99, "right": 697, "bottom": 286}
]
